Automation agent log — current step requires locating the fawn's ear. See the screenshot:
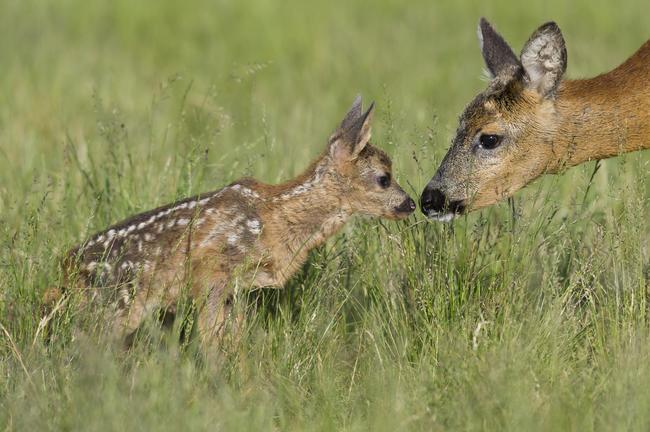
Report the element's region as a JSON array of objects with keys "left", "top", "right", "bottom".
[
  {"left": 330, "top": 96, "right": 374, "bottom": 162},
  {"left": 520, "top": 21, "right": 567, "bottom": 97},
  {"left": 478, "top": 17, "right": 521, "bottom": 78},
  {"left": 339, "top": 94, "right": 363, "bottom": 133}
]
